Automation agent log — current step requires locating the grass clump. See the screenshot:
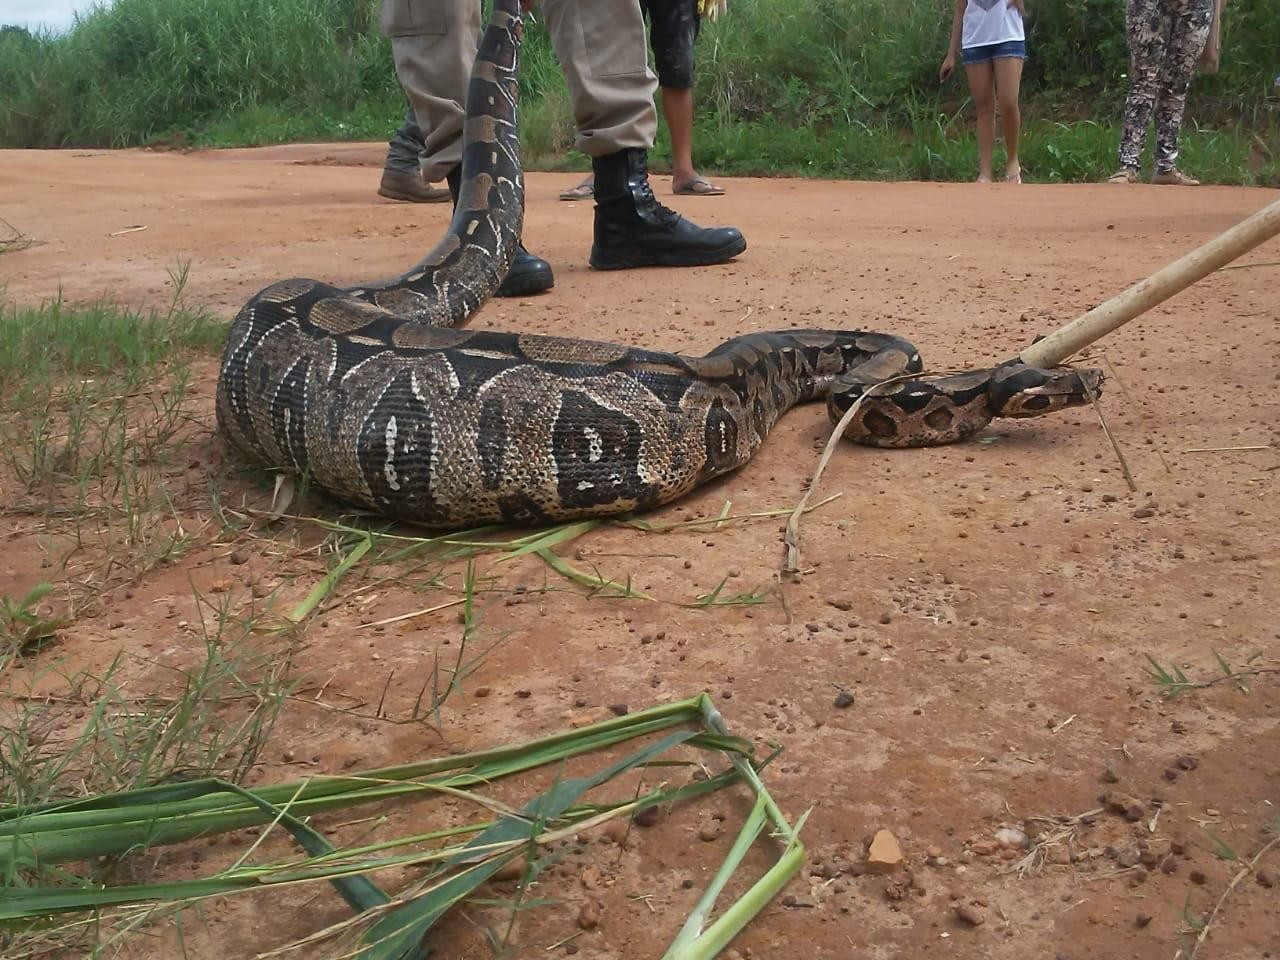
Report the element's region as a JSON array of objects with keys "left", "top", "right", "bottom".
[
  {"left": 0, "top": 279, "right": 229, "bottom": 648},
  {"left": 0, "top": 274, "right": 226, "bottom": 400},
  {"left": 1, "top": 607, "right": 295, "bottom": 811}
]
